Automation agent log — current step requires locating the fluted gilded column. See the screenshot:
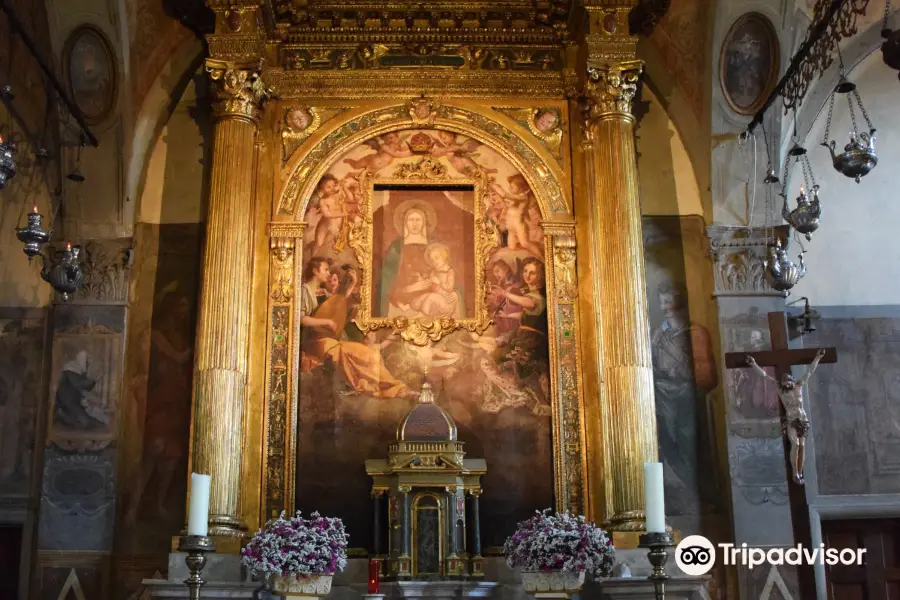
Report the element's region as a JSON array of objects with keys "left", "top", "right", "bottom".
[
  {"left": 191, "top": 59, "right": 268, "bottom": 537},
  {"left": 582, "top": 54, "right": 659, "bottom": 530}
]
